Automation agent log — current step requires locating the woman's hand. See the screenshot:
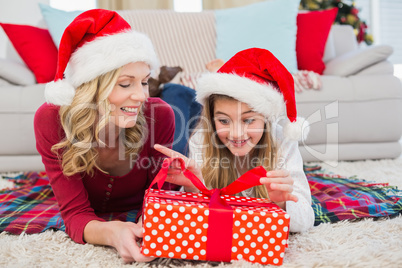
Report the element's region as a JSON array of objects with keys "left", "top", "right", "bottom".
[
  {"left": 108, "top": 220, "right": 155, "bottom": 263},
  {"left": 84, "top": 220, "right": 155, "bottom": 264},
  {"left": 260, "top": 170, "right": 298, "bottom": 209},
  {"left": 154, "top": 144, "right": 203, "bottom": 192}
]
